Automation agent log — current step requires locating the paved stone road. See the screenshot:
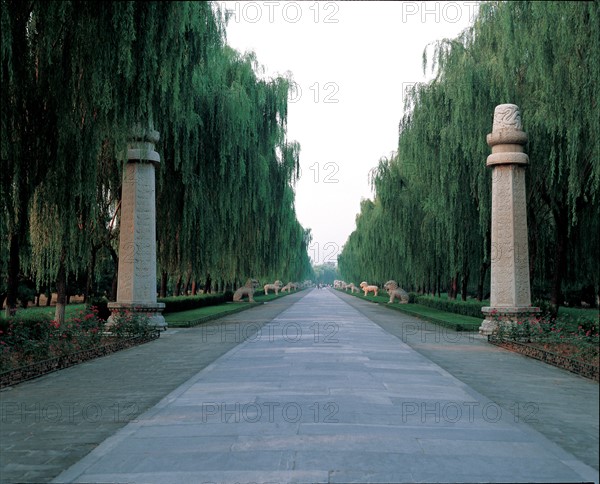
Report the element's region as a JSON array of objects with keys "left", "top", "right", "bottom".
[
  {"left": 0, "top": 292, "right": 307, "bottom": 483},
  {"left": 334, "top": 288, "right": 600, "bottom": 472},
  {"left": 45, "top": 288, "right": 598, "bottom": 484}
]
